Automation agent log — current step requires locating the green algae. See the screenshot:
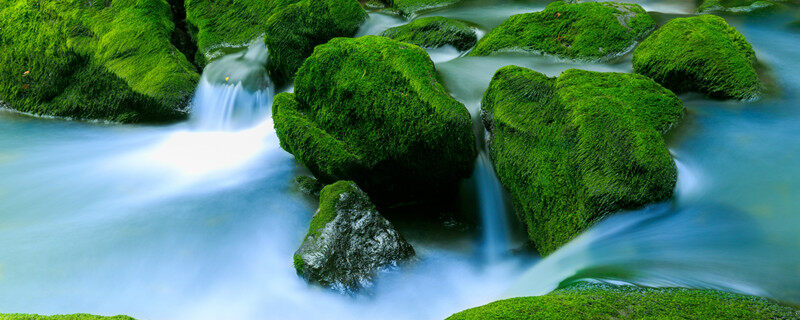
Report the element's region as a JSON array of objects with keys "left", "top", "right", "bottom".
[
  {"left": 447, "top": 282, "right": 800, "bottom": 319},
  {"left": 273, "top": 36, "right": 475, "bottom": 204},
  {"left": 470, "top": 1, "right": 654, "bottom": 60},
  {"left": 632, "top": 14, "right": 761, "bottom": 100},
  {"left": 482, "top": 66, "right": 683, "bottom": 255},
  {"left": 379, "top": 16, "right": 477, "bottom": 51}
]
